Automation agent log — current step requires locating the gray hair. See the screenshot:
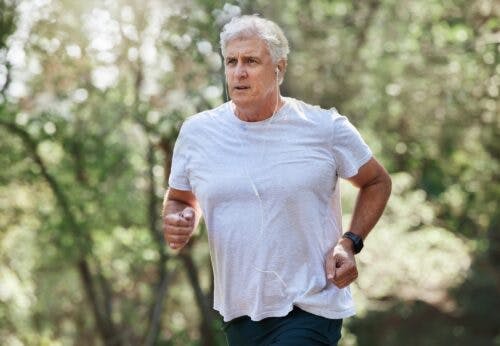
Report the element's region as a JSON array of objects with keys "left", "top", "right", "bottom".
[{"left": 219, "top": 15, "right": 290, "bottom": 64}]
